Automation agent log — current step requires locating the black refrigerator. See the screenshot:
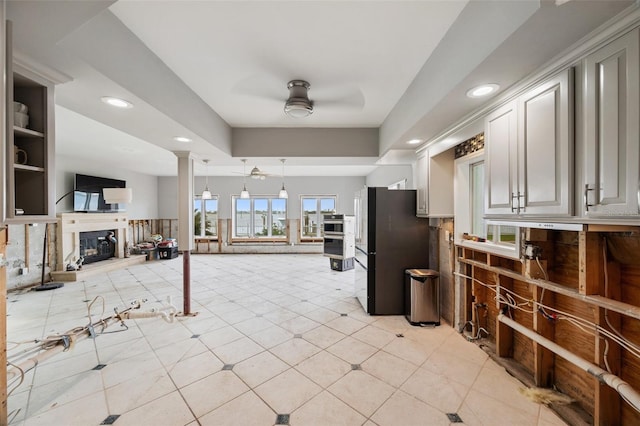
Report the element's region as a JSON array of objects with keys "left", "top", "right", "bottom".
[{"left": 354, "top": 187, "right": 429, "bottom": 315}]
